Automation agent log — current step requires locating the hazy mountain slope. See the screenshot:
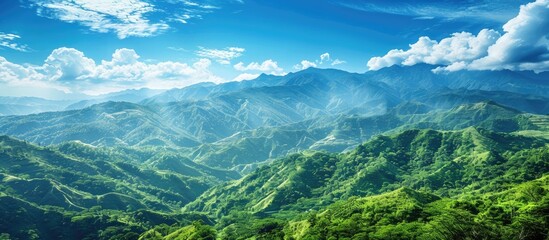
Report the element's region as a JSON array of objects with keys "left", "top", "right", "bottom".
[
  {"left": 182, "top": 101, "right": 543, "bottom": 171},
  {"left": 0, "top": 68, "right": 547, "bottom": 171},
  {"left": 0, "top": 69, "right": 399, "bottom": 148},
  {"left": 65, "top": 88, "right": 165, "bottom": 110},
  {"left": 156, "top": 70, "right": 400, "bottom": 142},
  {"left": 368, "top": 64, "right": 549, "bottom": 98},
  {"left": 0, "top": 97, "right": 74, "bottom": 116},
  {"left": 0, "top": 102, "right": 199, "bottom": 147},
  {"left": 143, "top": 74, "right": 285, "bottom": 104},
  {"left": 415, "top": 88, "right": 549, "bottom": 114}
]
